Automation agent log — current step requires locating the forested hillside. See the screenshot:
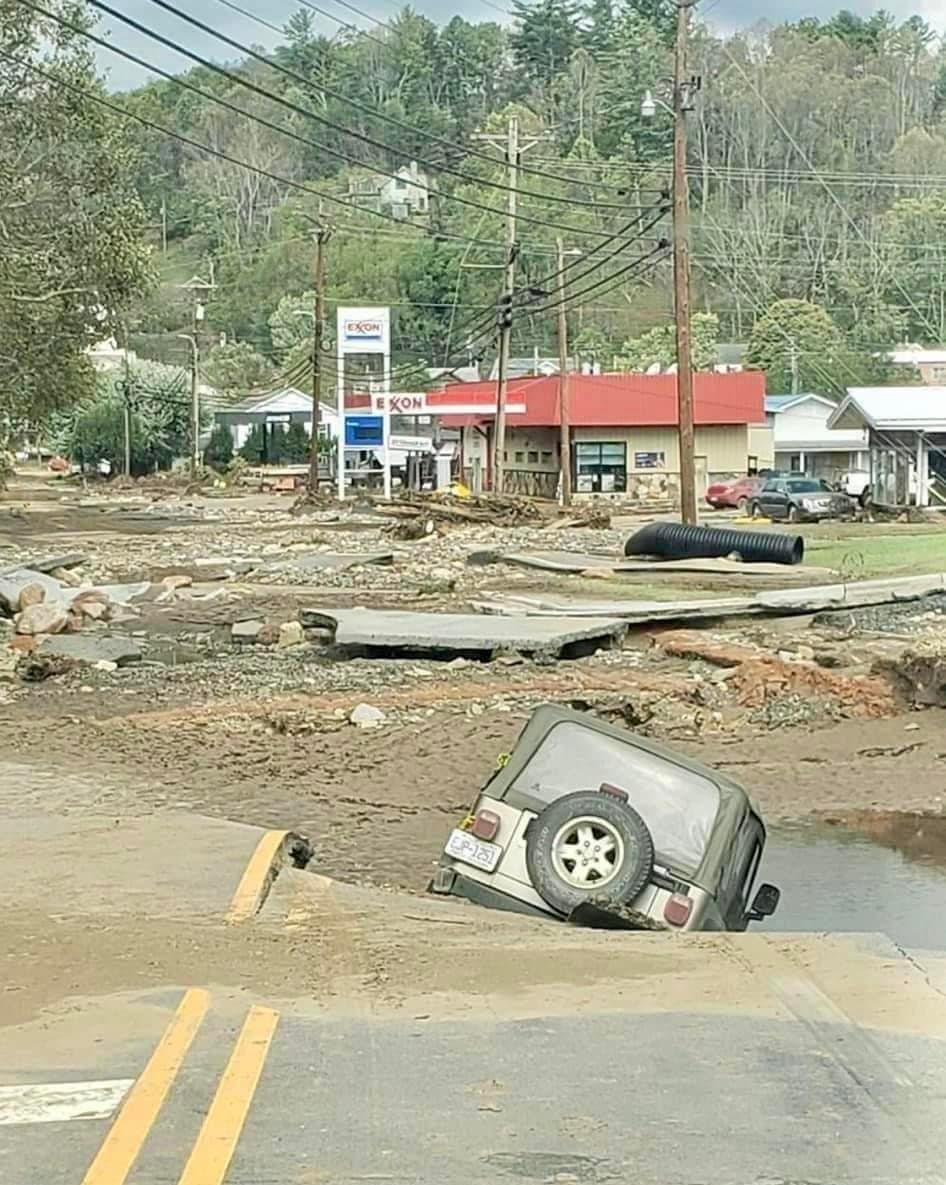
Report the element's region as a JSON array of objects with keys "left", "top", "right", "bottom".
[{"left": 113, "top": 0, "right": 946, "bottom": 394}]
